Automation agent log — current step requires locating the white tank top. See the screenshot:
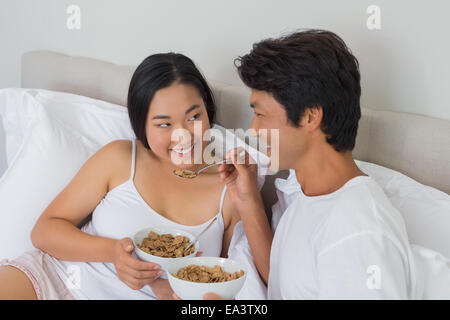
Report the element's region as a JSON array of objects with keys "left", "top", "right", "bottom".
[{"left": 47, "top": 139, "right": 227, "bottom": 300}]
